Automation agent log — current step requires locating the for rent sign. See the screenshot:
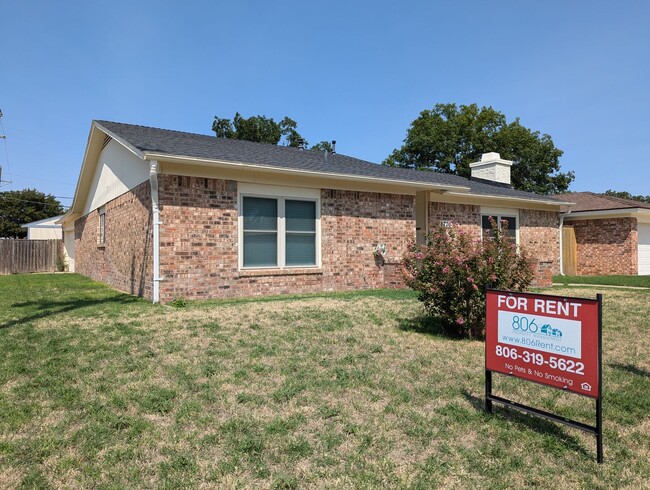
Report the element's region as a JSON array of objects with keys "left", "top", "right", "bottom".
[{"left": 486, "top": 290, "right": 600, "bottom": 398}]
